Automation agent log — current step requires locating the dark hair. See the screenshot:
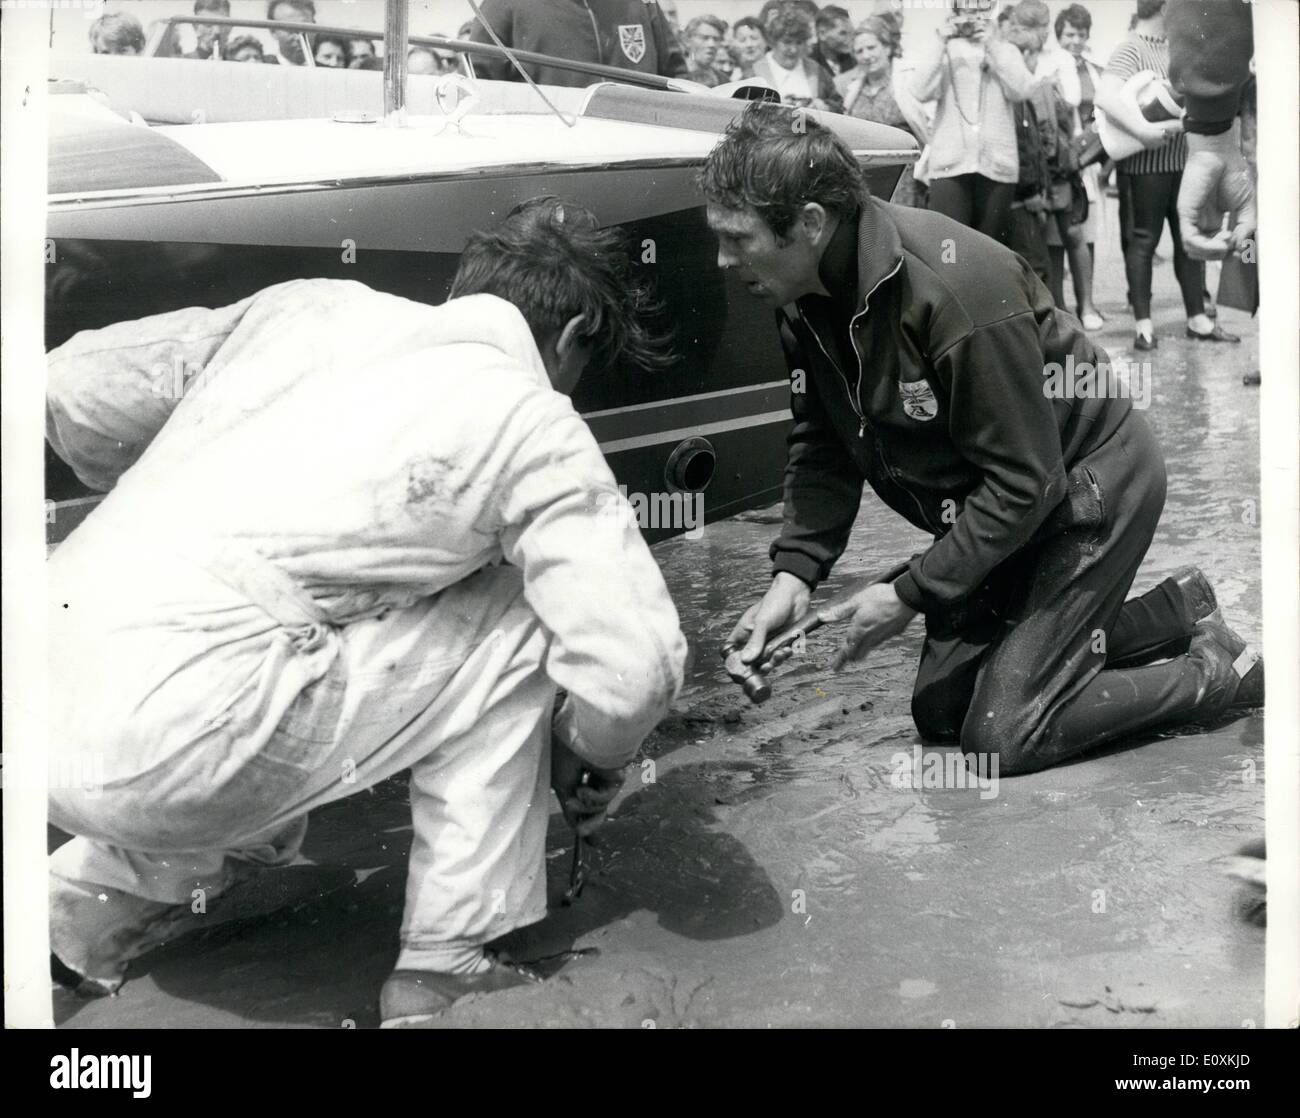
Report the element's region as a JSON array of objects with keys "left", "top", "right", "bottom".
[
  {"left": 762, "top": 0, "right": 819, "bottom": 18},
  {"left": 350, "top": 55, "right": 383, "bottom": 70},
  {"left": 767, "top": 7, "right": 813, "bottom": 45},
  {"left": 194, "top": 0, "right": 230, "bottom": 15},
  {"left": 855, "top": 15, "right": 900, "bottom": 60},
  {"left": 699, "top": 101, "right": 865, "bottom": 241},
  {"left": 88, "top": 12, "right": 145, "bottom": 54},
  {"left": 1013, "top": 0, "right": 1050, "bottom": 31},
  {"left": 816, "top": 6, "right": 850, "bottom": 32},
  {"left": 267, "top": 0, "right": 315, "bottom": 20},
  {"left": 450, "top": 197, "right": 672, "bottom": 374},
  {"left": 685, "top": 15, "right": 727, "bottom": 39},
  {"left": 733, "top": 15, "right": 768, "bottom": 42},
  {"left": 312, "top": 34, "right": 350, "bottom": 63},
  {"left": 227, "top": 34, "right": 265, "bottom": 59},
  {"left": 1055, "top": 3, "right": 1092, "bottom": 39},
  {"left": 1135, "top": 0, "right": 1166, "bottom": 20}
]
